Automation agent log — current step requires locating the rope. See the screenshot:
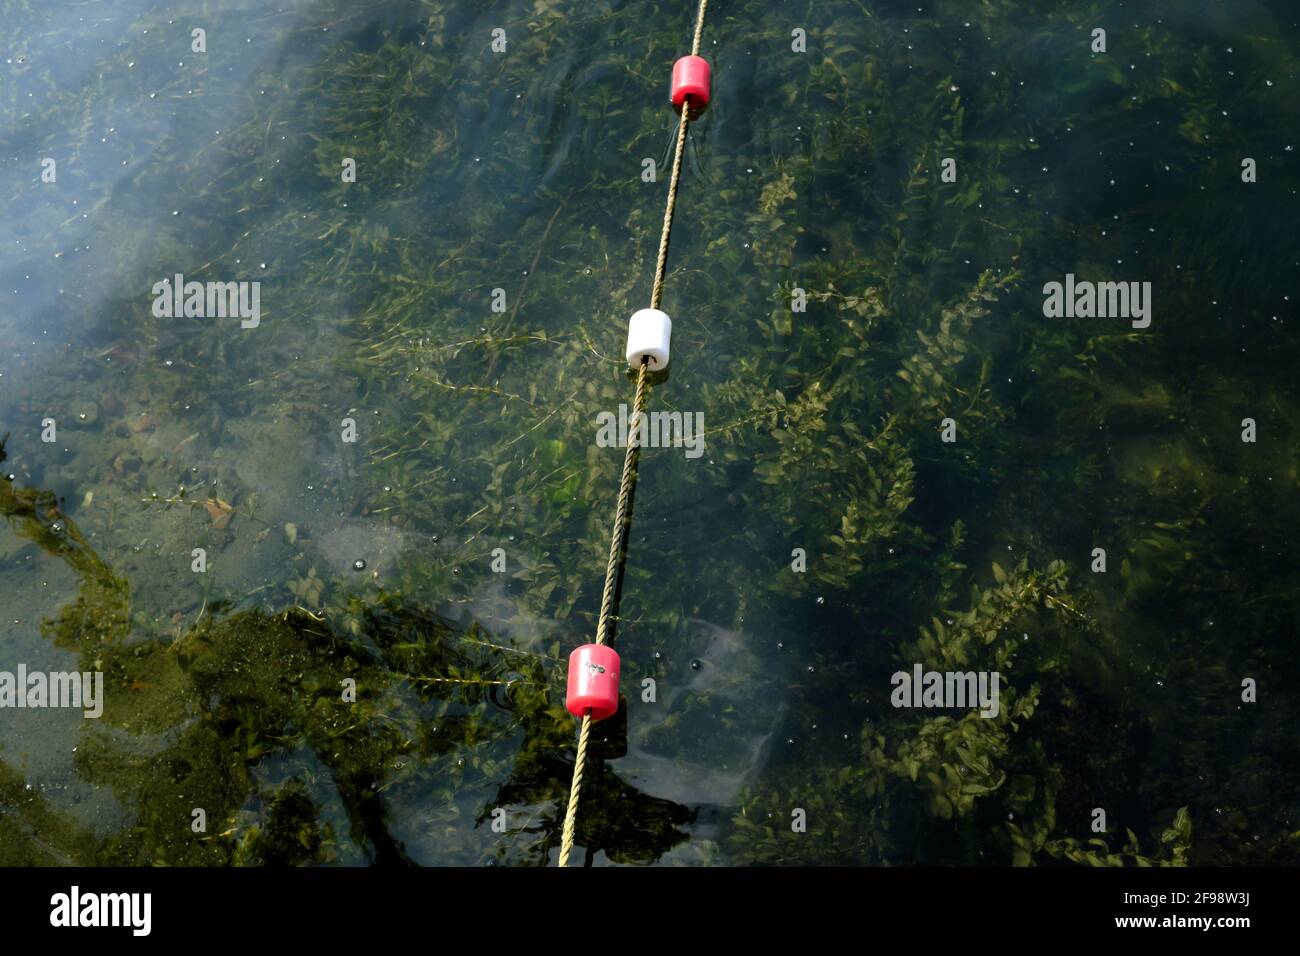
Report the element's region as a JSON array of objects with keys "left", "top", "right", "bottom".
[
  {"left": 651, "top": 106, "right": 692, "bottom": 311},
  {"left": 595, "top": 361, "right": 652, "bottom": 647},
  {"left": 691, "top": 0, "right": 709, "bottom": 57},
  {"left": 557, "top": 0, "right": 709, "bottom": 868},
  {"left": 559, "top": 710, "right": 594, "bottom": 865},
  {"left": 558, "top": 361, "right": 648, "bottom": 866}
]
